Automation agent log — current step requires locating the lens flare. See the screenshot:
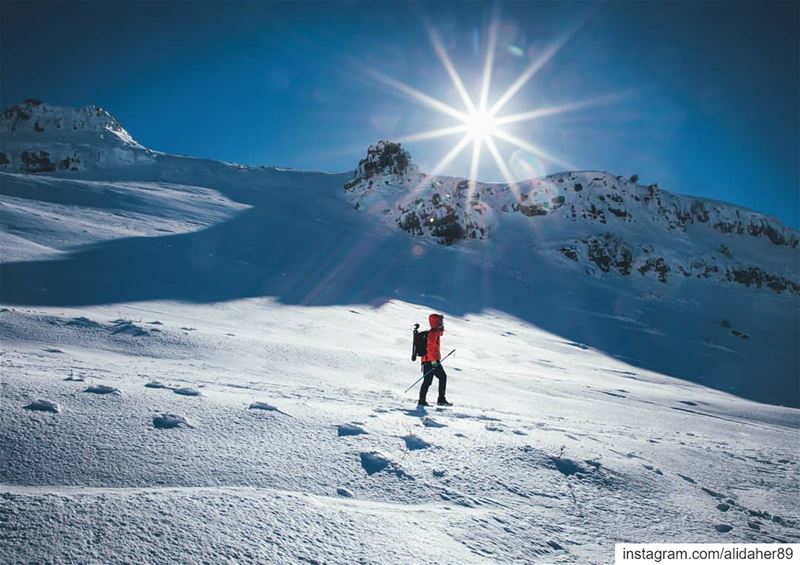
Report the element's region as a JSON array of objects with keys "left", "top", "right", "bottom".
[
  {"left": 509, "top": 149, "right": 545, "bottom": 181},
  {"left": 364, "top": 10, "right": 623, "bottom": 185}
]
